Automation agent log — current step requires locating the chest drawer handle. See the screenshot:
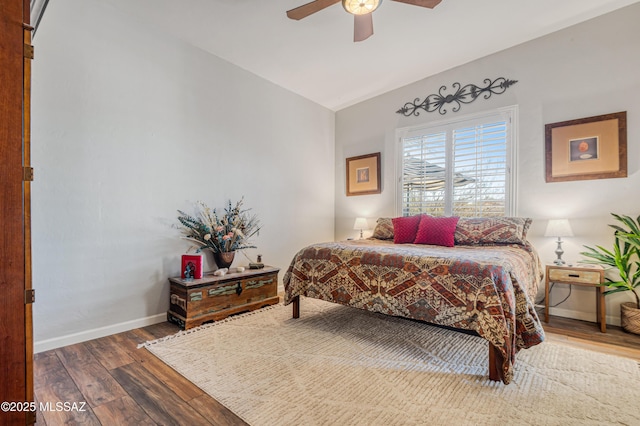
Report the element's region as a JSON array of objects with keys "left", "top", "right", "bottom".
[
  {"left": 568, "top": 274, "right": 580, "bottom": 278},
  {"left": 236, "top": 282, "right": 242, "bottom": 296},
  {"left": 171, "top": 294, "right": 186, "bottom": 310}
]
